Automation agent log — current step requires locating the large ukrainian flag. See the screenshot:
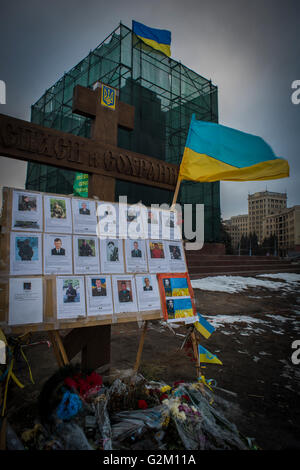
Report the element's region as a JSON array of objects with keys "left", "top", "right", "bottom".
[
  {"left": 132, "top": 20, "right": 171, "bottom": 57},
  {"left": 179, "top": 115, "right": 289, "bottom": 182}
]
